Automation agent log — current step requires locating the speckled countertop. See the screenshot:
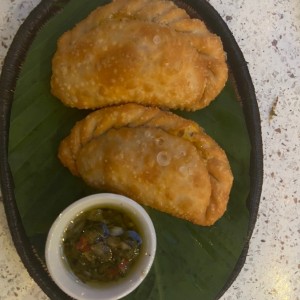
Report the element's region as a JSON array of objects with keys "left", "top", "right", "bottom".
[{"left": 0, "top": 0, "right": 299, "bottom": 299}]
